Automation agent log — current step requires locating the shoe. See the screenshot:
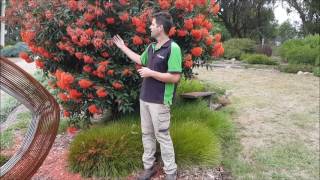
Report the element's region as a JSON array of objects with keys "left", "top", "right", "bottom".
[
  {"left": 165, "top": 172, "right": 177, "bottom": 180},
  {"left": 137, "top": 166, "right": 157, "bottom": 180}
]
